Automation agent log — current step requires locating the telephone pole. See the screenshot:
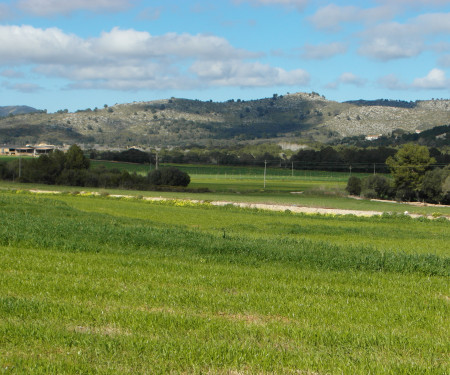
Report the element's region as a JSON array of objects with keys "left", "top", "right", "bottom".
[{"left": 264, "top": 160, "right": 267, "bottom": 189}]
